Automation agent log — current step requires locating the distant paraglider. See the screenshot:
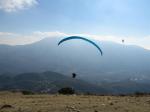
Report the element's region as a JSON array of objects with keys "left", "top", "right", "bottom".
[
  {"left": 122, "top": 39, "right": 124, "bottom": 43},
  {"left": 58, "top": 36, "right": 103, "bottom": 56}
]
